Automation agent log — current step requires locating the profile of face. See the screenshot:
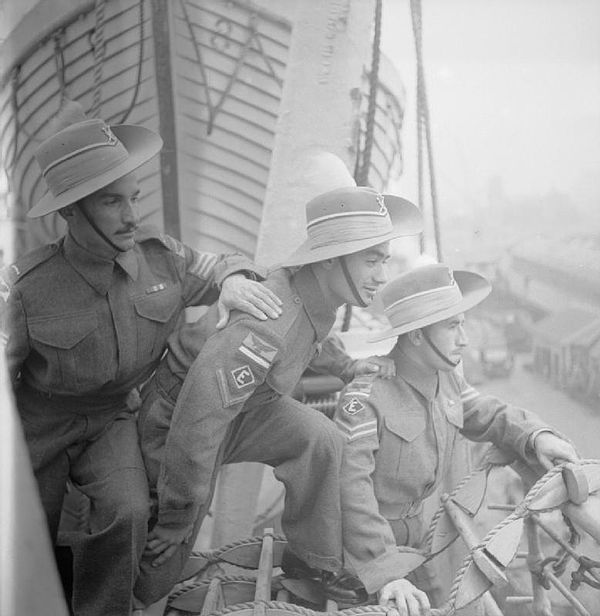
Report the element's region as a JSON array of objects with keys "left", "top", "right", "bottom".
[
  {"left": 414, "top": 312, "right": 469, "bottom": 371},
  {"left": 326, "top": 241, "right": 391, "bottom": 307},
  {"left": 63, "top": 172, "right": 141, "bottom": 253}
]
